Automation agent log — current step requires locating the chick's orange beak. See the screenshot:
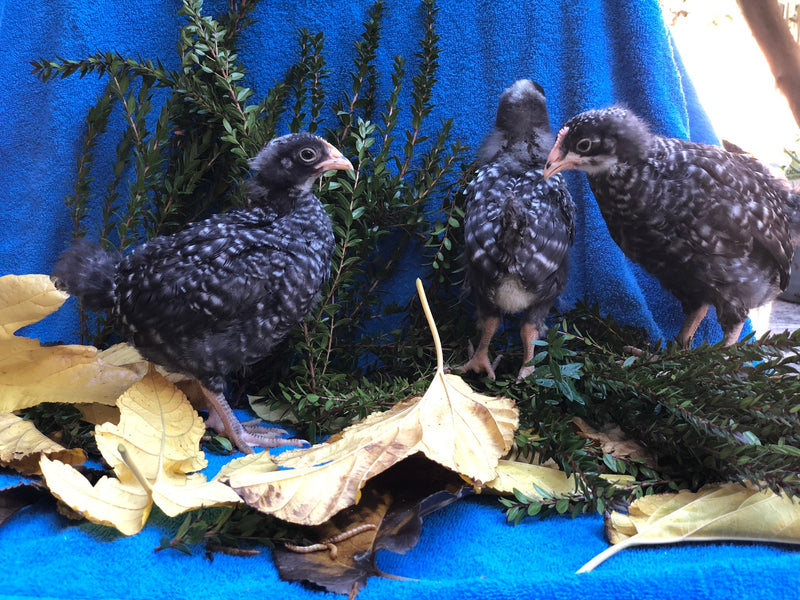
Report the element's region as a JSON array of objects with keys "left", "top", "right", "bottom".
[
  {"left": 543, "top": 126, "right": 572, "bottom": 179},
  {"left": 318, "top": 140, "right": 354, "bottom": 172}
]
